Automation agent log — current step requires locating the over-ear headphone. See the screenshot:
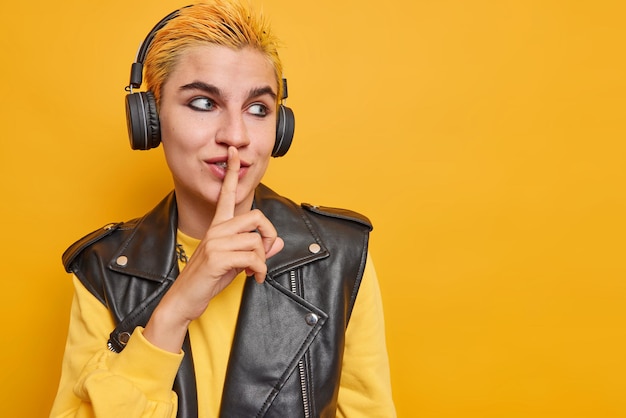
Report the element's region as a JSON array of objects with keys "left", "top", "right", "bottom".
[{"left": 124, "top": 7, "right": 295, "bottom": 157}]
